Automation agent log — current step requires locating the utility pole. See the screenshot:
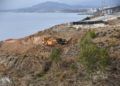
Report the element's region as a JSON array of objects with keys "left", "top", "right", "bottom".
[
  {"left": 102, "top": 0, "right": 106, "bottom": 15},
  {"left": 109, "top": 0, "right": 113, "bottom": 14},
  {"left": 101, "top": 0, "right": 109, "bottom": 21}
]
